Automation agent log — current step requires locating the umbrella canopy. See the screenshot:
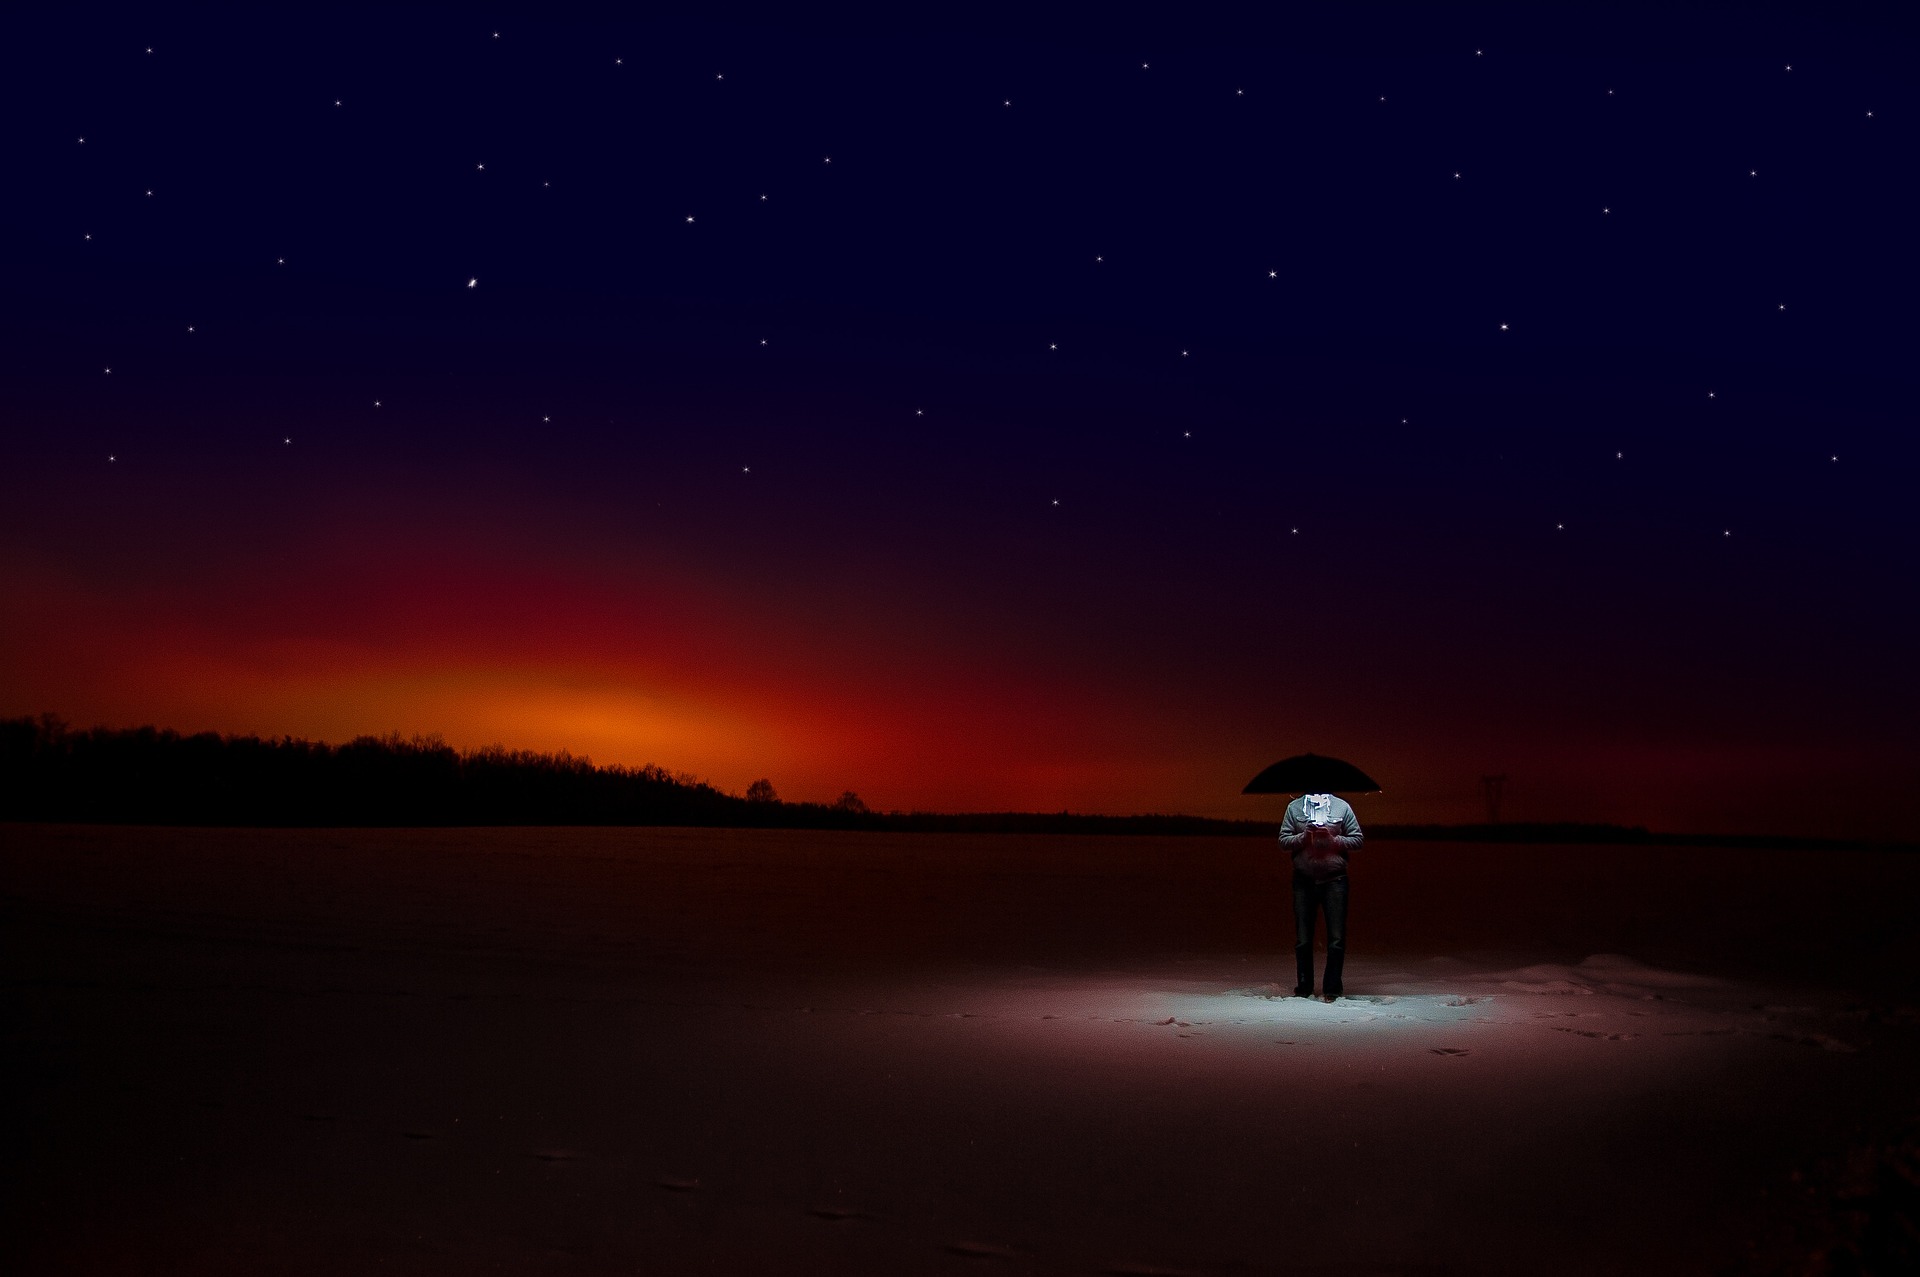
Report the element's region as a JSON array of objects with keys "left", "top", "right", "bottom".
[{"left": 1242, "top": 753, "right": 1381, "bottom": 795}]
